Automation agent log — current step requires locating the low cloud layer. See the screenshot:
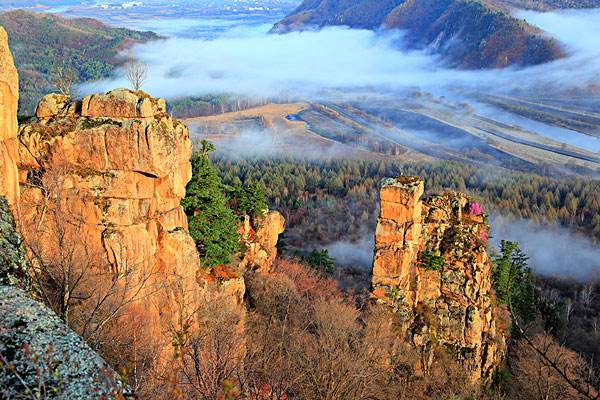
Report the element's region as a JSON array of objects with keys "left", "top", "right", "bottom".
[
  {"left": 319, "top": 216, "right": 600, "bottom": 281},
  {"left": 325, "top": 236, "right": 374, "bottom": 268},
  {"left": 83, "top": 8, "right": 600, "bottom": 100},
  {"left": 491, "top": 216, "right": 600, "bottom": 281}
]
